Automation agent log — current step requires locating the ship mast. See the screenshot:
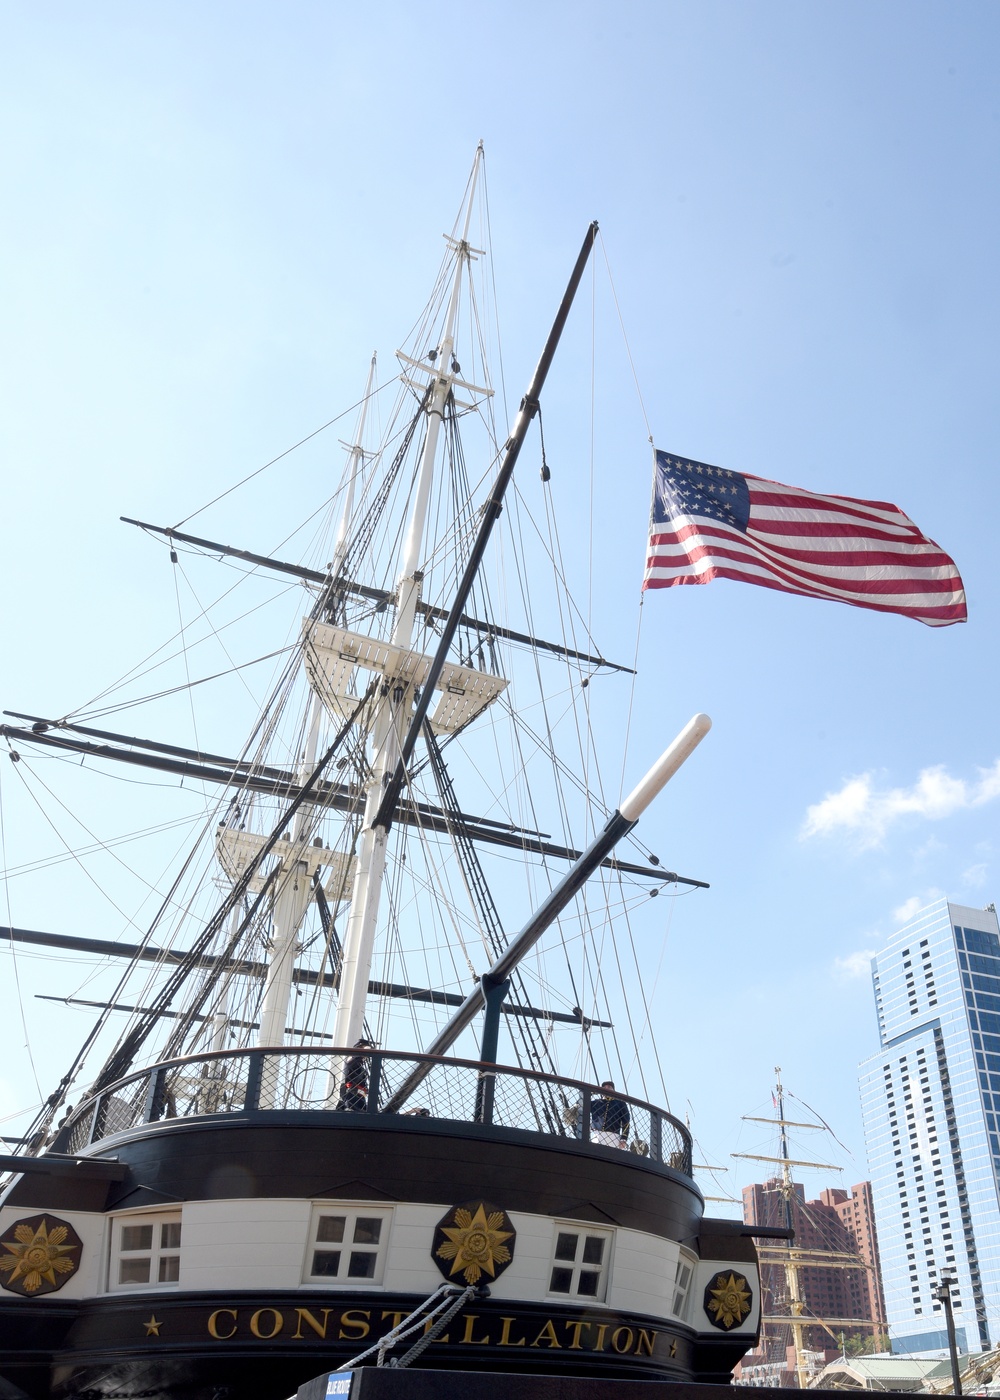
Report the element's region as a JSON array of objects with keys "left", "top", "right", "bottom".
[
  {"left": 255, "top": 354, "right": 378, "bottom": 1052},
  {"left": 735, "top": 1068, "right": 838, "bottom": 1389},
  {"left": 4, "top": 164, "right": 604, "bottom": 1133},
  {"left": 735, "top": 1068, "right": 879, "bottom": 1389},
  {"left": 330, "top": 152, "right": 485, "bottom": 1050},
  {"left": 775, "top": 1067, "right": 810, "bottom": 1391}
]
